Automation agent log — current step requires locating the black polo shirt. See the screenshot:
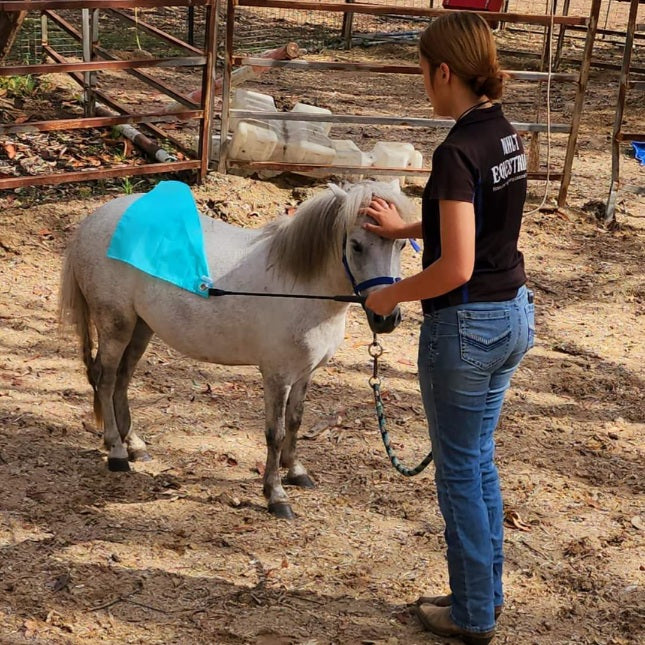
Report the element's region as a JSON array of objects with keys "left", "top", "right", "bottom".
[{"left": 421, "top": 104, "right": 527, "bottom": 314}]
